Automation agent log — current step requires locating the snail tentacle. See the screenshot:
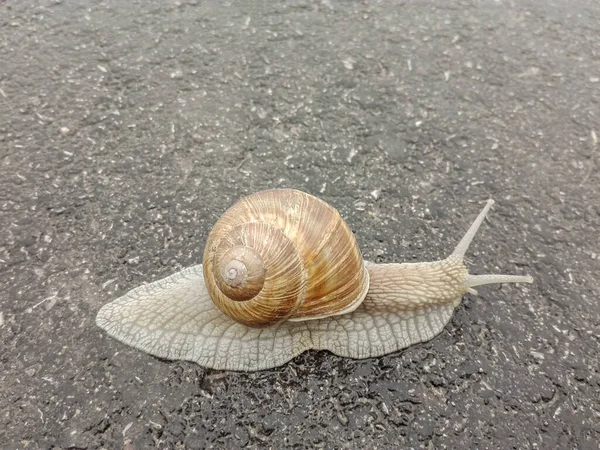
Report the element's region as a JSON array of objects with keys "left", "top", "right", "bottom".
[{"left": 450, "top": 199, "right": 533, "bottom": 290}]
